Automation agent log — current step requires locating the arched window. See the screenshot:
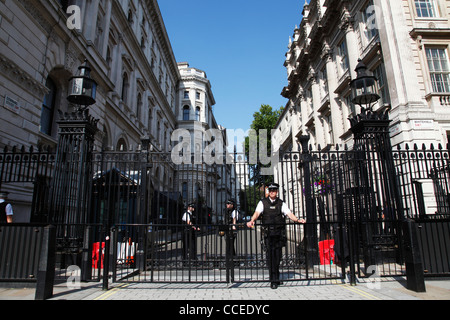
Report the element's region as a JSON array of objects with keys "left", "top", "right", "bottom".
[
  {"left": 183, "top": 105, "right": 190, "bottom": 121},
  {"left": 40, "top": 77, "right": 57, "bottom": 136},
  {"left": 116, "top": 138, "right": 127, "bottom": 151}
]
